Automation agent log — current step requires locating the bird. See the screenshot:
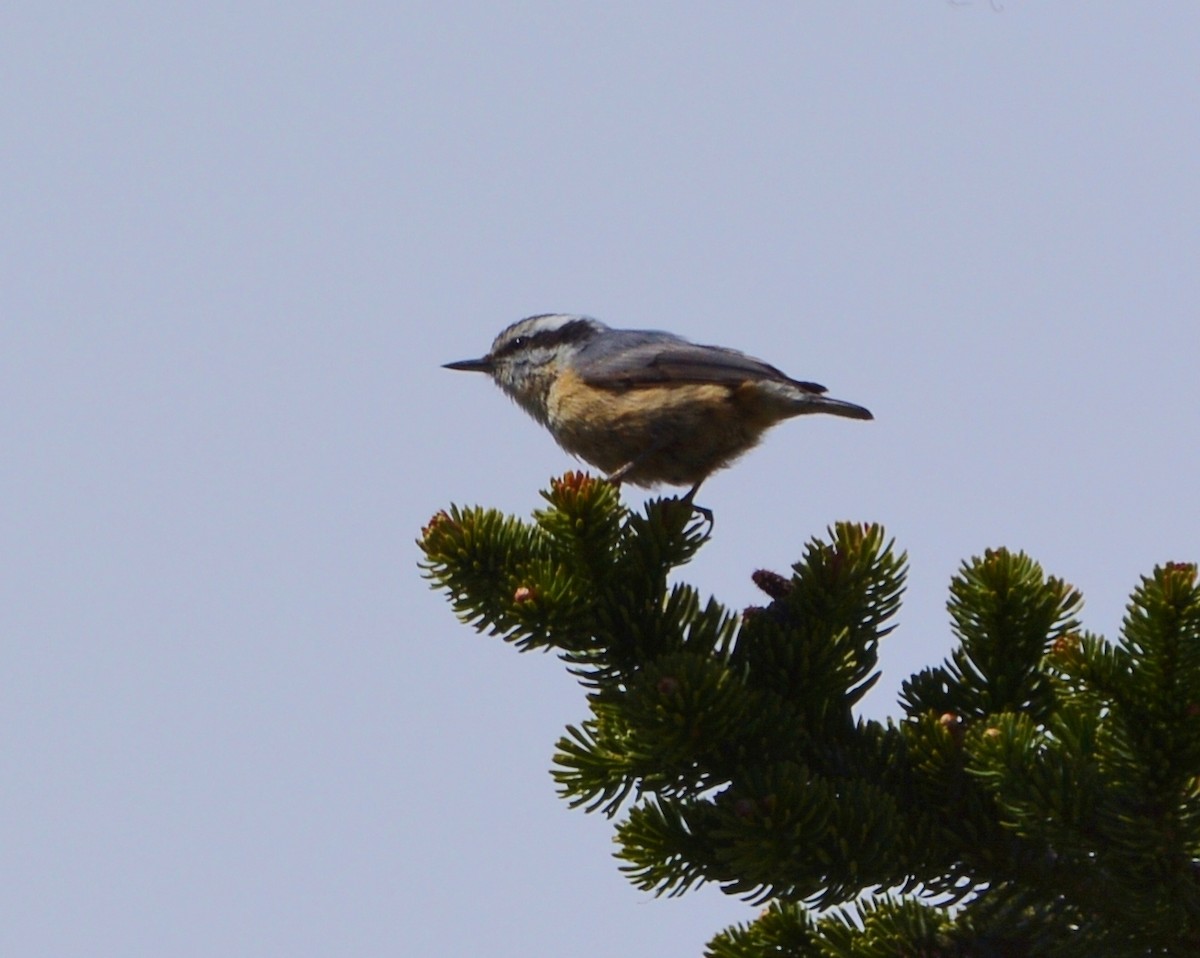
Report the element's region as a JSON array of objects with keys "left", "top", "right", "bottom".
[{"left": 444, "top": 313, "right": 871, "bottom": 511}]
